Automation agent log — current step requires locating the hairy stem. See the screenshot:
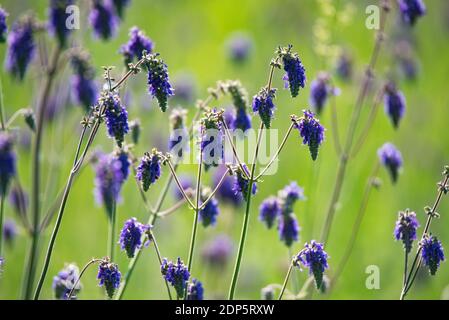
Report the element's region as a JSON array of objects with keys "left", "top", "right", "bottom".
[{"left": 279, "top": 262, "right": 294, "bottom": 300}]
